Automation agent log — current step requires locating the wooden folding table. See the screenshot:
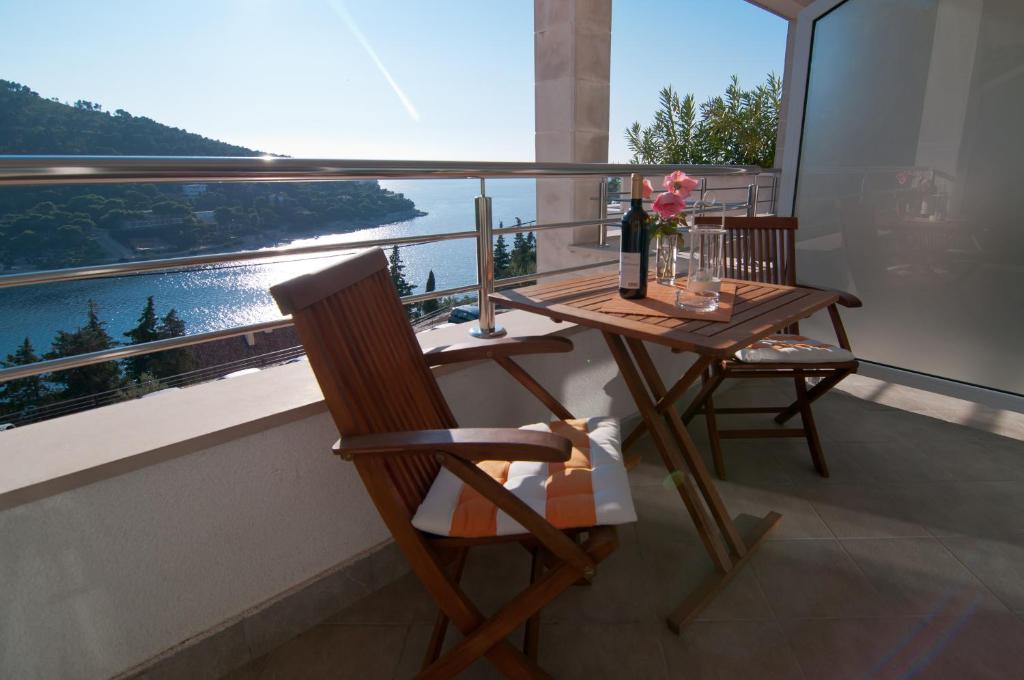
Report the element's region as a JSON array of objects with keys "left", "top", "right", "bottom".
[{"left": 492, "top": 273, "right": 839, "bottom": 632}]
